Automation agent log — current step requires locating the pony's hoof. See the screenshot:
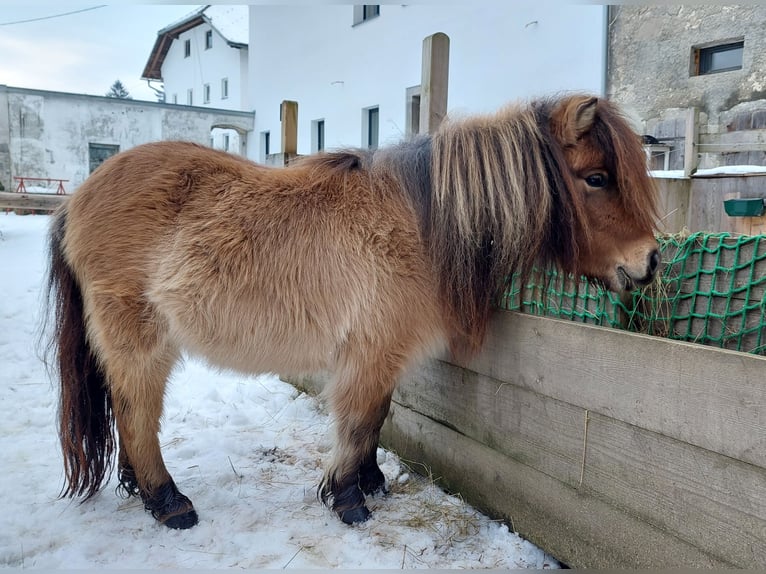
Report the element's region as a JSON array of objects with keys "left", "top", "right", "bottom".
[
  {"left": 339, "top": 505, "right": 371, "bottom": 524},
  {"left": 162, "top": 508, "right": 199, "bottom": 530},
  {"left": 142, "top": 480, "right": 198, "bottom": 529}
]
